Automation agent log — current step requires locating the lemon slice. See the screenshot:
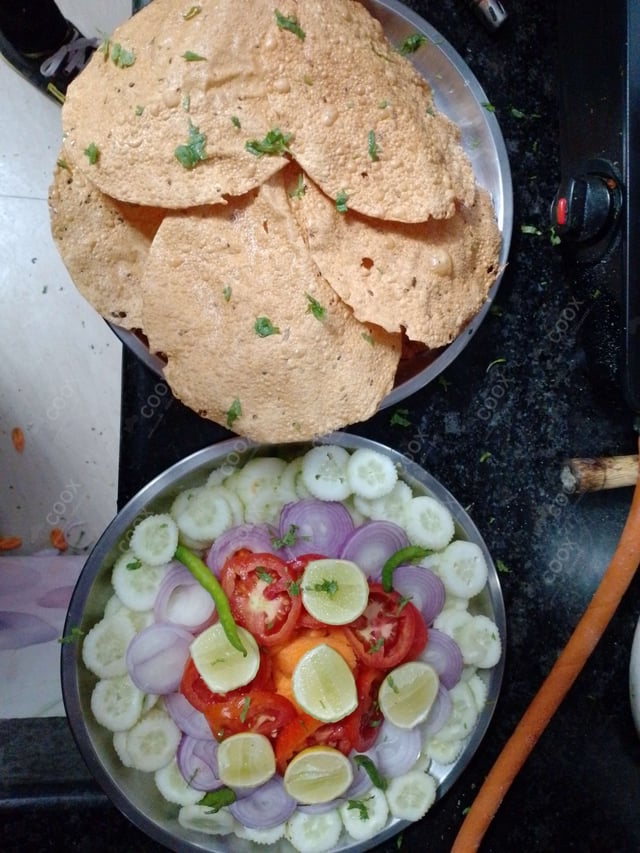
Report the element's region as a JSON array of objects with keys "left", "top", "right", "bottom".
[
  {"left": 283, "top": 746, "right": 354, "bottom": 804},
  {"left": 378, "top": 661, "right": 439, "bottom": 729},
  {"left": 301, "top": 558, "right": 369, "bottom": 625},
  {"left": 216, "top": 732, "right": 276, "bottom": 788},
  {"left": 189, "top": 623, "right": 259, "bottom": 694},
  {"left": 292, "top": 643, "right": 357, "bottom": 722}
]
